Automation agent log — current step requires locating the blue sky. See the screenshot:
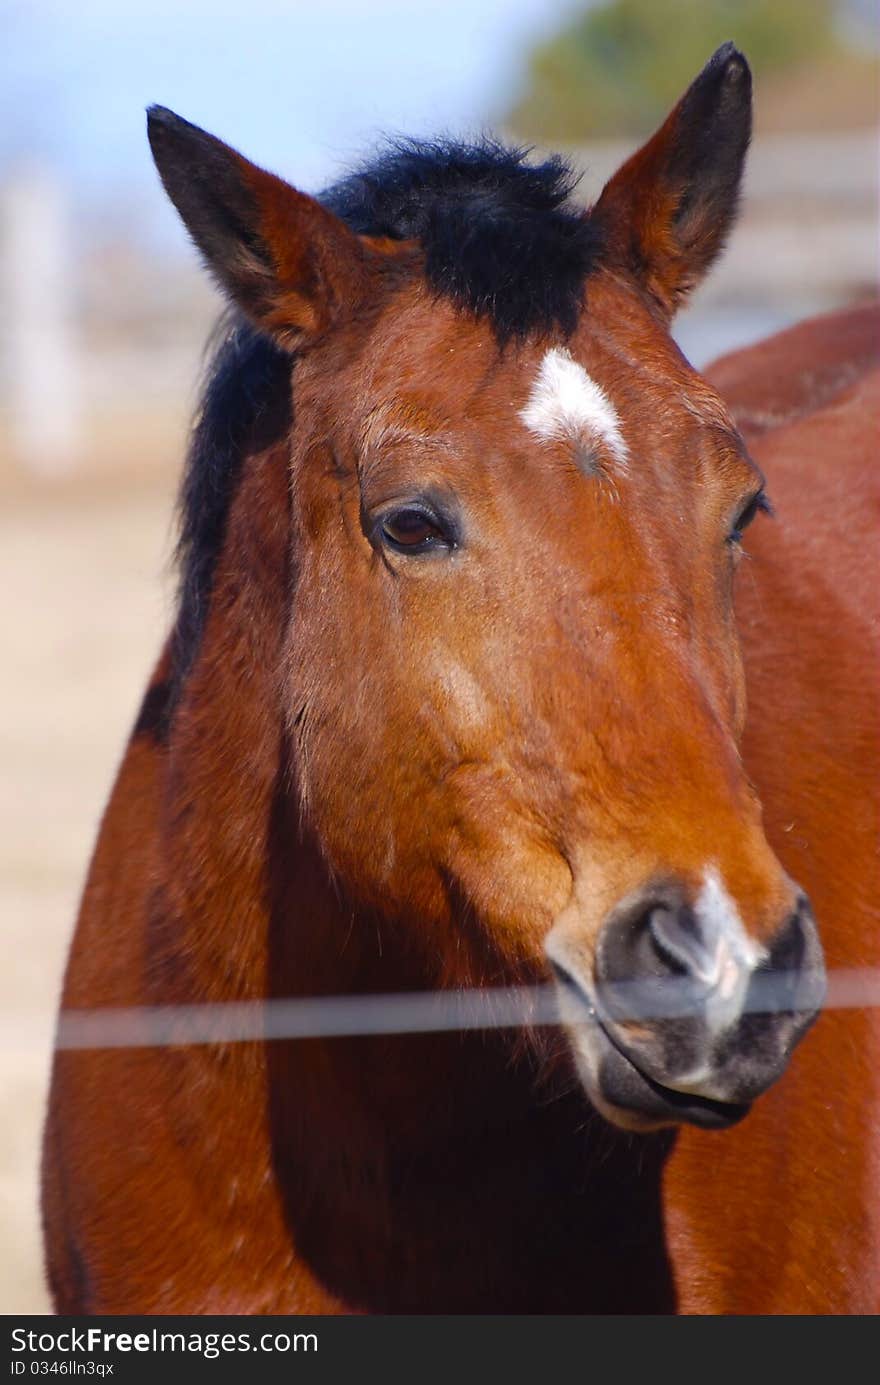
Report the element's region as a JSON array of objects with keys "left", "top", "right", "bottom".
[{"left": 3, "top": 0, "right": 586, "bottom": 237}]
